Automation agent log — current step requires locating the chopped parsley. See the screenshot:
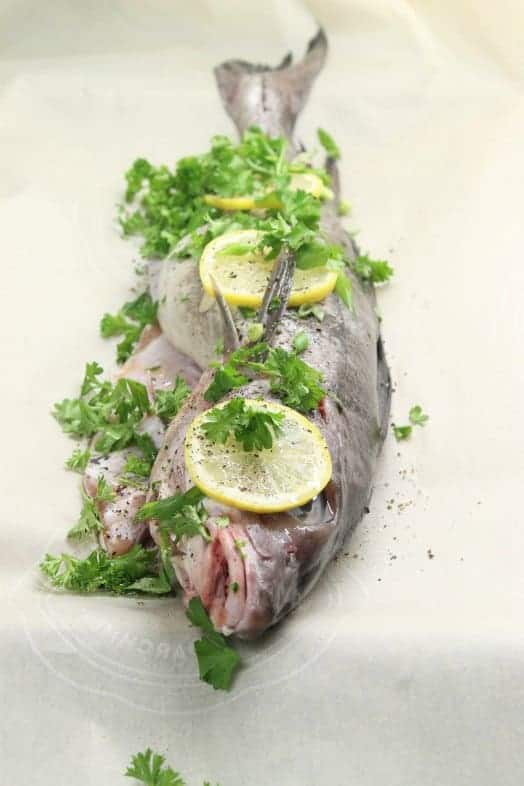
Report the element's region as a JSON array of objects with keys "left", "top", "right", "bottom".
[
  {"left": 233, "top": 539, "right": 247, "bottom": 559},
  {"left": 264, "top": 347, "right": 325, "bottom": 413},
  {"left": 118, "top": 127, "right": 357, "bottom": 307},
  {"left": 204, "top": 342, "right": 325, "bottom": 413},
  {"left": 136, "top": 487, "right": 209, "bottom": 542},
  {"left": 125, "top": 749, "right": 185, "bottom": 786},
  {"left": 338, "top": 199, "right": 350, "bottom": 216},
  {"left": 393, "top": 405, "right": 429, "bottom": 441},
  {"left": 65, "top": 447, "right": 91, "bottom": 473},
  {"left": 67, "top": 476, "right": 115, "bottom": 540},
  {"left": 409, "top": 405, "right": 429, "bottom": 427},
  {"left": 40, "top": 545, "right": 170, "bottom": 595},
  {"left": 122, "top": 454, "right": 153, "bottom": 479},
  {"left": 153, "top": 378, "right": 191, "bottom": 424},
  {"left": 53, "top": 363, "right": 152, "bottom": 454},
  {"left": 202, "top": 398, "right": 284, "bottom": 452},
  {"left": 317, "top": 128, "right": 341, "bottom": 160},
  {"left": 186, "top": 597, "right": 240, "bottom": 691},
  {"left": 297, "top": 303, "right": 325, "bottom": 321},
  {"left": 125, "top": 749, "right": 219, "bottom": 786},
  {"left": 100, "top": 292, "right": 158, "bottom": 364},
  {"left": 392, "top": 424, "right": 412, "bottom": 441},
  {"left": 67, "top": 494, "right": 103, "bottom": 540},
  {"left": 293, "top": 331, "right": 309, "bottom": 353},
  {"left": 352, "top": 255, "right": 394, "bottom": 284}
]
